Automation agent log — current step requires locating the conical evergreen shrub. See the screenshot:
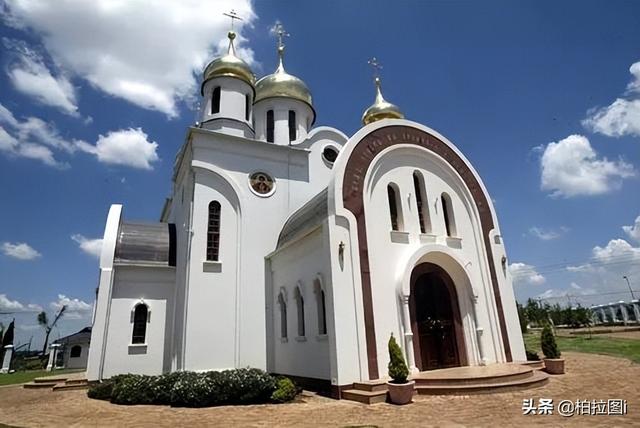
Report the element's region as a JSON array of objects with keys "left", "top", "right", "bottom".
[
  {"left": 388, "top": 334, "right": 409, "bottom": 384},
  {"left": 540, "top": 324, "right": 561, "bottom": 359}
]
